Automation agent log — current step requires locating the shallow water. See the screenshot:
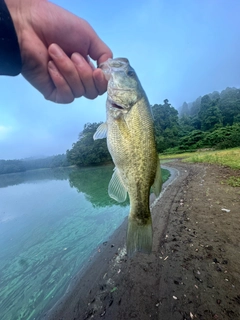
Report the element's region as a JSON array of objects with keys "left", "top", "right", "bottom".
[
  {"left": 0, "top": 165, "right": 170, "bottom": 320},
  {"left": 0, "top": 165, "right": 129, "bottom": 320}
]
